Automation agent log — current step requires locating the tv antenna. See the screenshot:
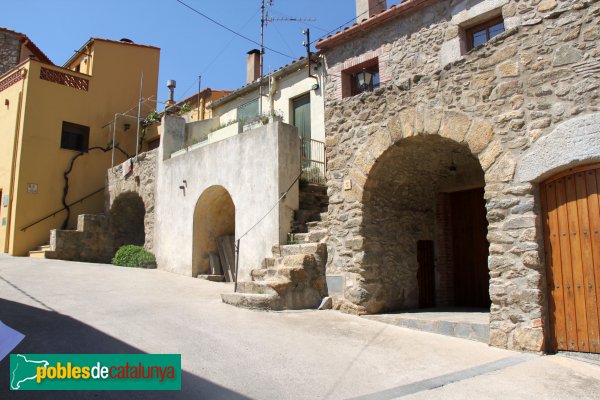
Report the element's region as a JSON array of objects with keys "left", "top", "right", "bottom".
[{"left": 258, "top": 0, "right": 315, "bottom": 114}]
